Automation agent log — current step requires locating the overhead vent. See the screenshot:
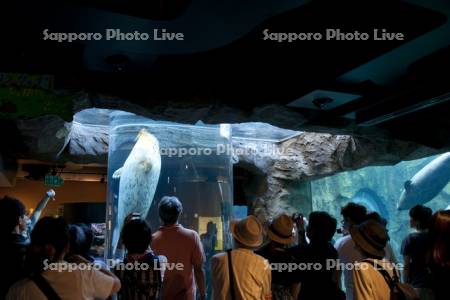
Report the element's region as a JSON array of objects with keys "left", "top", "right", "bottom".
[{"left": 287, "top": 90, "right": 361, "bottom": 111}]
